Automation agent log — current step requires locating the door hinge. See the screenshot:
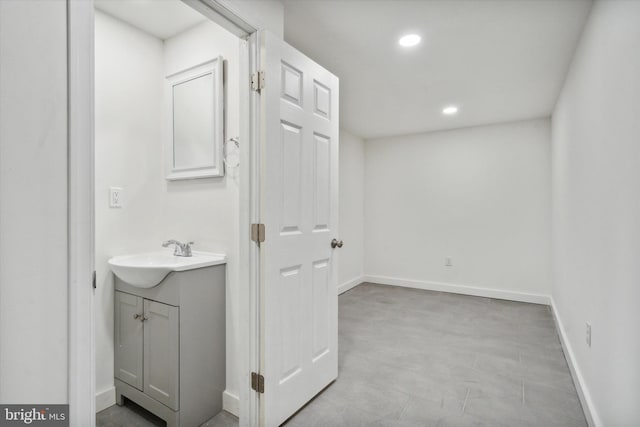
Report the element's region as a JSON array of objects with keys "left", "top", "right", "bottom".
[
  {"left": 251, "top": 372, "right": 265, "bottom": 393},
  {"left": 92, "top": 270, "right": 96, "bottom": 290},
  {"left": 251, "top": 223, "right": 265, "bottom": 245},
  {"left": 251, "top": 71, "right": 265, "bottom": 92}
]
